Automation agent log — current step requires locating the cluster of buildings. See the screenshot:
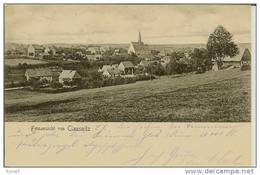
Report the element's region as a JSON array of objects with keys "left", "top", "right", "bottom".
[
  {"left": 97, "top": 32, "right": 154, "bottom": 78},
  {"left": 128, "top": 32, "right": 252, "bottom": 71},
  {"left": 14, "top": 32, "right": 252, "bottom": 90},
  {"left": 6, "top": 31, "right": 252, "bottom": 73},
  {"left": 99, "top": 32, "right": 252, "bottom": 78},
  {"left": 25, "top": 66, "right": 81, "bottom": 86},
  {"left": 127, "top": 32, "right": 182, "bottom": 63},
  {"left": 80, "top": 46, "right": 110, "bottom": 61},
  {"left": 26, "top": 44, "right": 112, "bottom": 61},
  {"left": 27, "top": 45, "right": 56, "bottom": 58},
  {"left": 99, "top": 61, "right": 135, "bottom": 78}
]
